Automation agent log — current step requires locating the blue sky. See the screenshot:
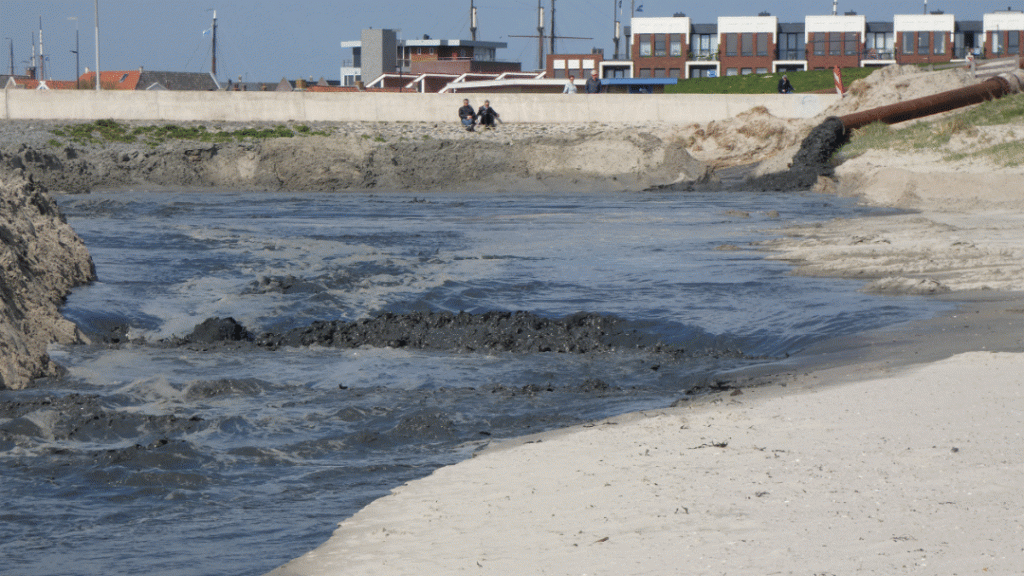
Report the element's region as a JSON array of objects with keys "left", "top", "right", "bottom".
[{"left": 0, "top": 1, "right": 1015, "bottom": 83}]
